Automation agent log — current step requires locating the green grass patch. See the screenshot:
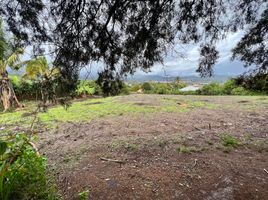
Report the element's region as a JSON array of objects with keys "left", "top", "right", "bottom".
[
  {"left": 176, "top": 145, "right": 200, "bottom": 153},
  {"left": 0, "top": 95, "right": 213, "bottom": 129},
  {"left": 220, "top": 134, "right": 239, "bottom": 148}
]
